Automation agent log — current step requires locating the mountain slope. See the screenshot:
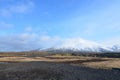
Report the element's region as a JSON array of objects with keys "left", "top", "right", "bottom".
[{"left": 40, "top": 38, "right": 113, "bottom": 53}]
